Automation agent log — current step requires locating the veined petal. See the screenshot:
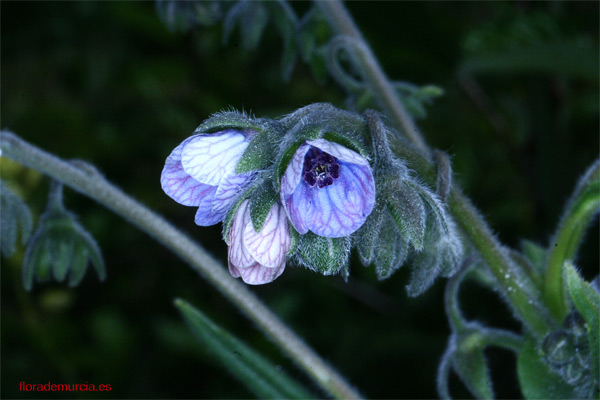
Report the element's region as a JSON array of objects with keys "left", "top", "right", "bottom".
[
  {"left": 194, "top": 187, "right": 226, "bottom": 226},
  {"left": 211, "top": 172, "right": 254, "bottom": 218},
  {"left": 281, "top": 143, "right": 310, "bottom": 196},
  {"left": 227, "top": 200, "right": 255, "bottom": 269},
  {"left": 306, "top": 138, "right": 369, "bottom": 166},
  {"left": 305, "top": 162, "right": 375, "bottom": 237},
  {"left": 243, "top": 203, "right": 291, "bottom": 268},
  {"left": 161, "top": 138, "right": 216, "bottom": 206},
  {"left": 181, "top": 130, "right": 248, "bottom": 186},
  {"left": 228, "top": 260, "right": 241, "bottom": 278},
  {"left": 235, "top": 261, "right": 286, "bottom": 285},
  {"left": 283, "top": 182, "right": 311, "bottom": 234}
]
